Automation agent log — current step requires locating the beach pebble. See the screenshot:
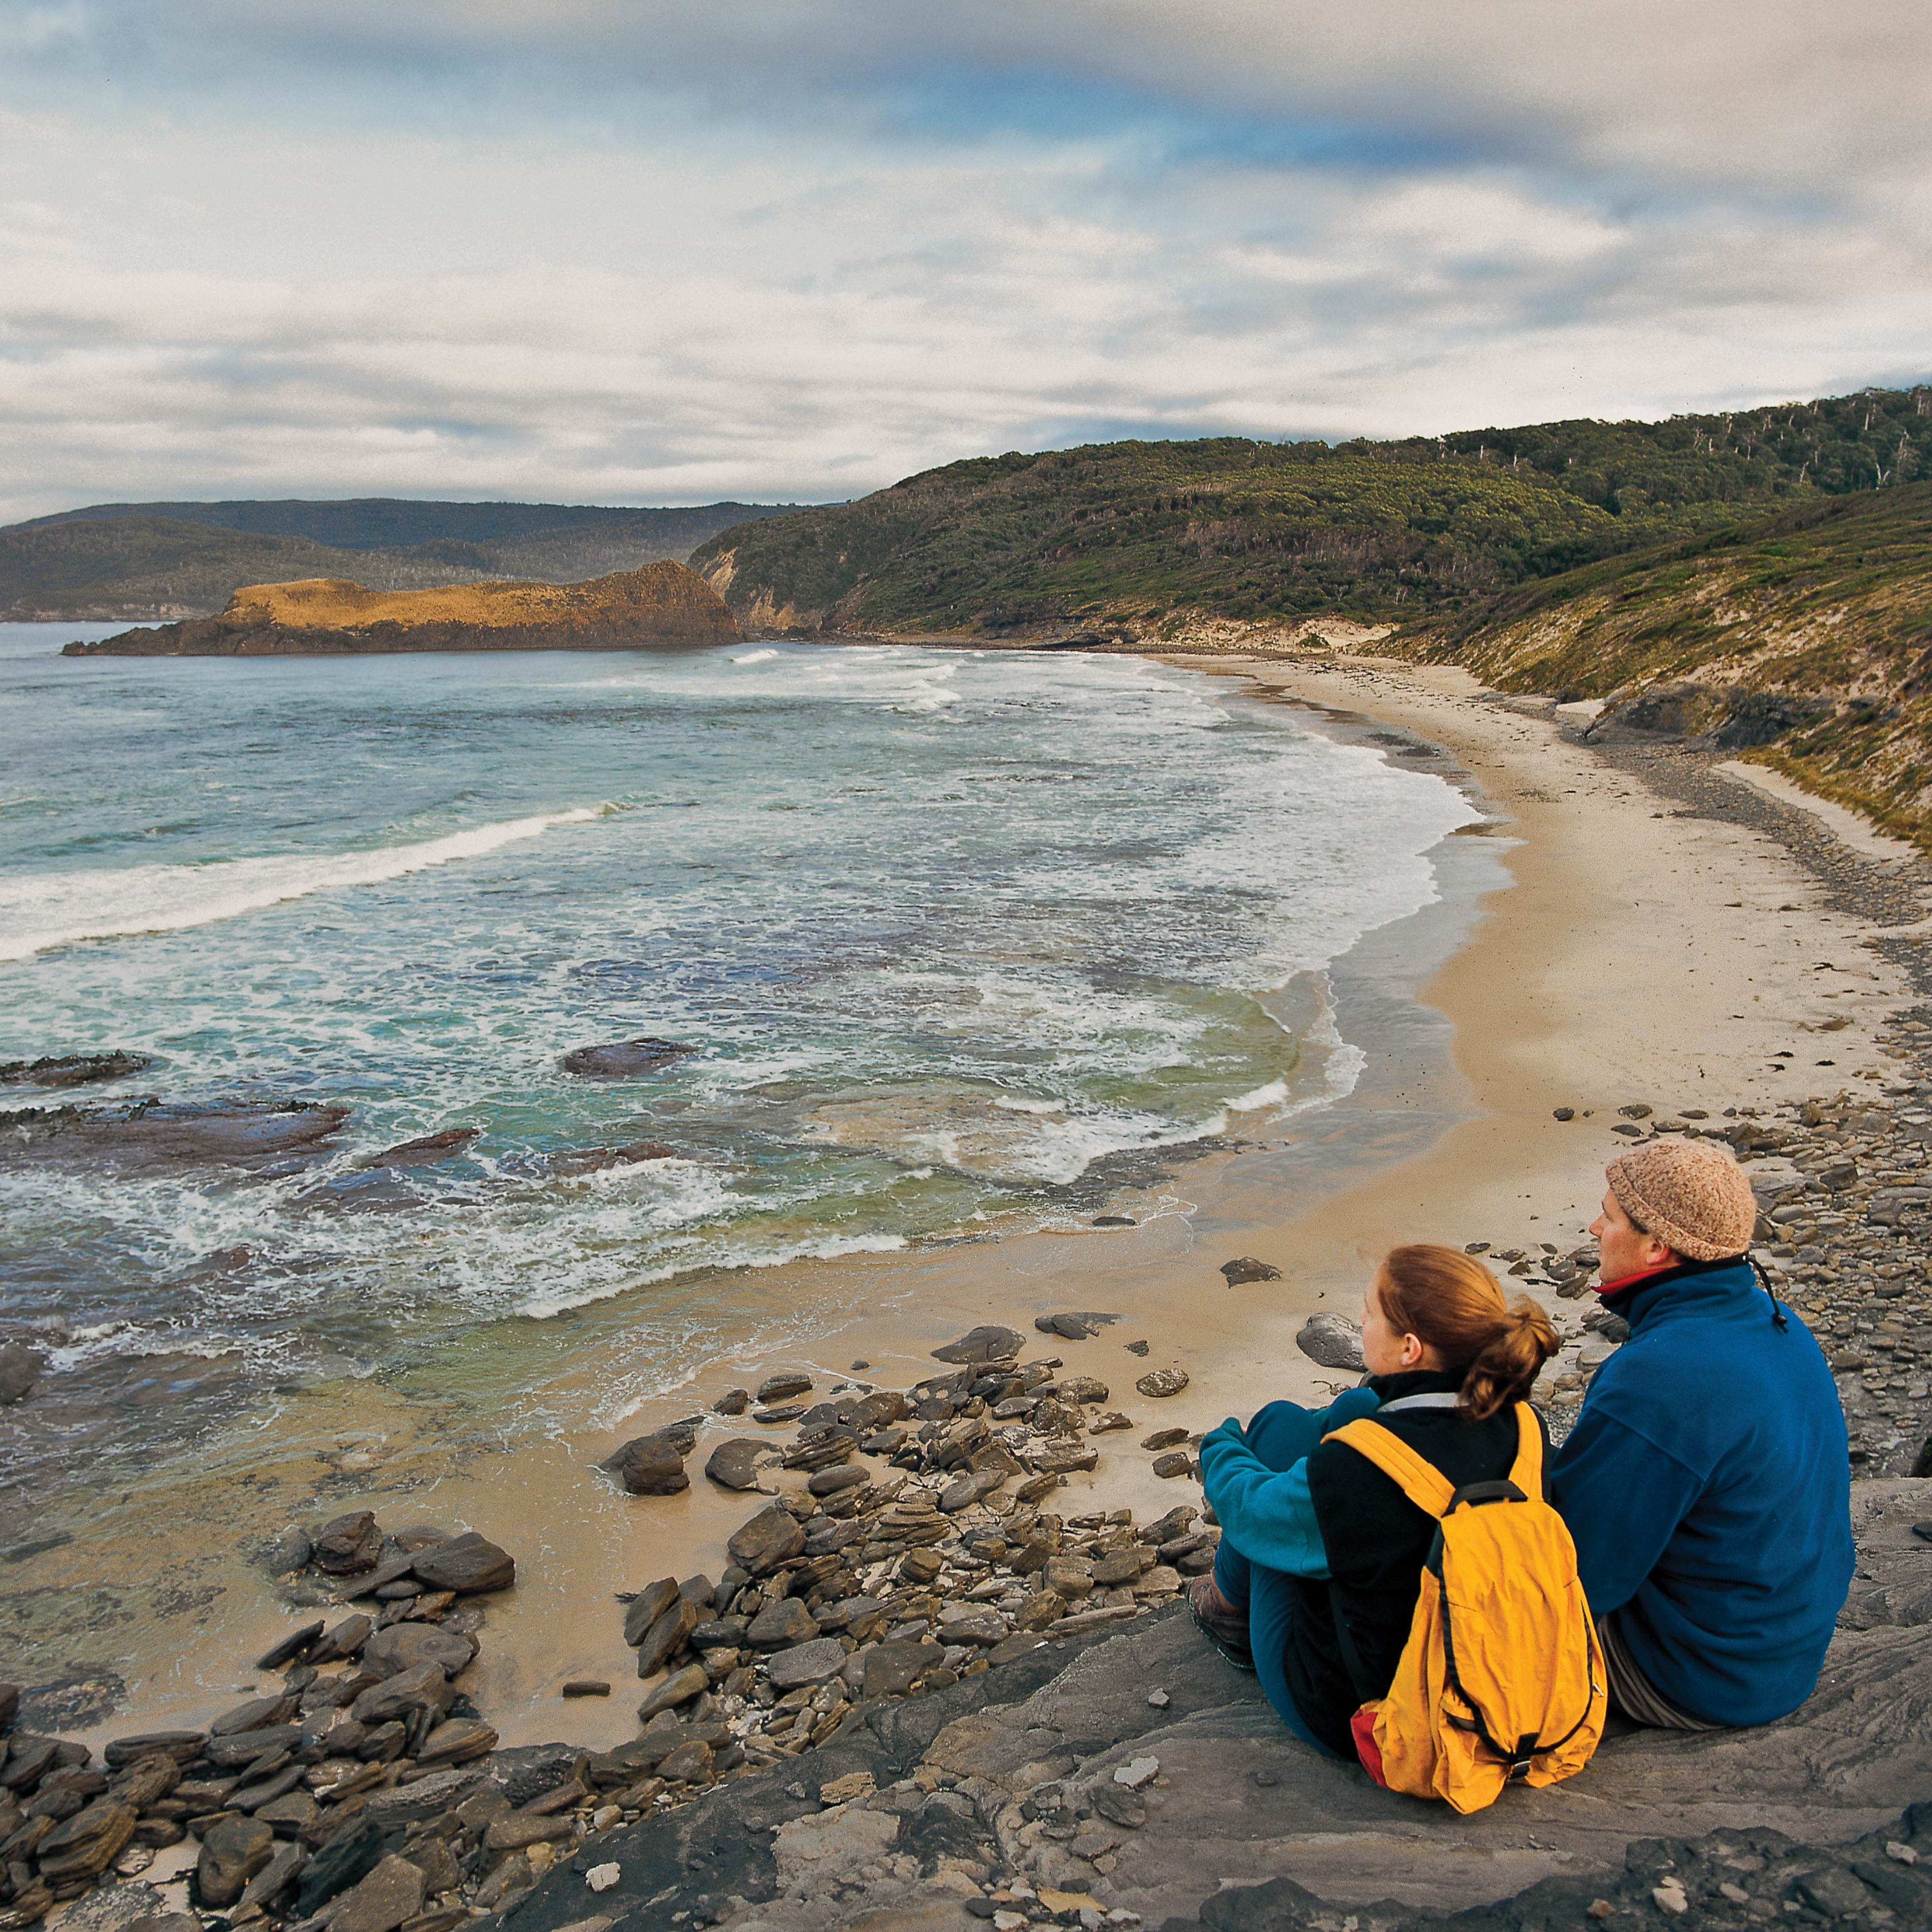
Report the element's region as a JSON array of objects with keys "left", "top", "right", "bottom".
[
  {"left": 1551, "top": 1108, "right": 1575, "bottom": 1121},
  {"left": 1146, "top": 1688, "right": 1170, "bottom": 1708},
  {"left": 1124, "top": 1340, "right": 1149, "bottom": 1356},
  {"left": 1113, "top": 1757, "right": 1159, "bottom": 1789},
  {"left": 1219, "top": 1257, "right": 1281, "bottom": 1285},
  {"left": 1151, "top": 1452, "right": 1193, "bottom": 1479},
  {"left": 586, "top": 1862, "right": 621, "bottom": 1890},
  {"left": 1135, "top": 1368, "right": 1190, "bottom": 1398},
  {"left": 712, "top": 1388, "right": 750, "bottom": 1415},
  {"left": 562, "top": 1680, "right": 610, "bottom": 1697}
]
